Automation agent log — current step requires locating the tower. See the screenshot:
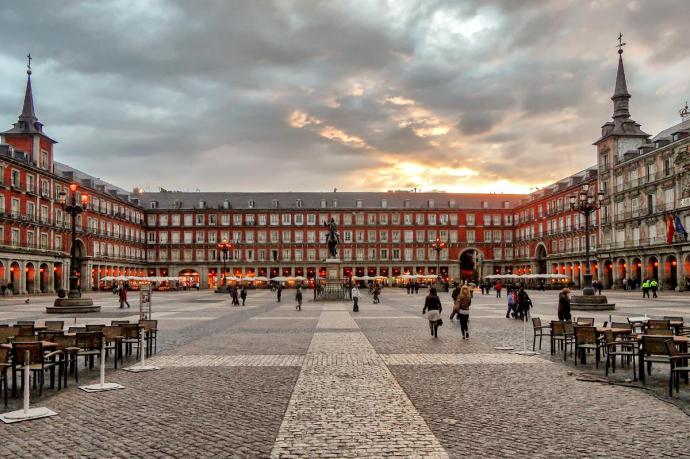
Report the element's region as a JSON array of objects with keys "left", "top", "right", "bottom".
[
  {"left": 1, "top": 54, "right": 56, "bottom": 172},
  {"left": 593, "top": 36, "right": 649, "bottom": 249}
]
